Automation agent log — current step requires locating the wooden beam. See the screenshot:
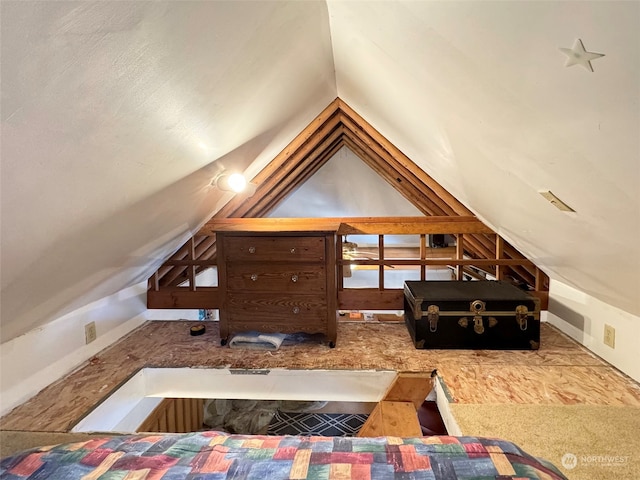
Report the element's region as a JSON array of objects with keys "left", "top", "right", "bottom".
[
  {"left": 337, "top": 234, "right": 344, "bottom": 291},
  {"left": 341, "top": 121, "right": 456, "bottom": 216},
  {"left": 340, "top": 258, "right": 534, "bottom": 267},
  {"left": 201, "top": 217, "right": 341, "bottom": 234},
  {"left": 337, "top": 100, "right": 471, "bottom": 216},
  {"left": 150, "top": 98, "right": 546, "bottom": 295},
  {"left": 496, "top": 235, "right": 504, "bottom": 281},
  {"left": 338, "top": 288, "right": 404, "bottom": 310},
  {"left": 243, "top": 126, "right": 345, "bottom": 218},
  {"left": 456, "top": 234, "right": 464, "bottom": 280},
  {"left": 201, "top": 216, "right": 491, "bottom": 236},
  {"left": 160, "top": 235, "right": 216, "bottom": 286},
  {"left": 209, "top": 109, "right": 343, "bottom": 221},
  {"left": 249, "top": 98, "right": 342, "bottom": 183},
  {"left": 147, "top": 287, "right": 222, "bottom": 309},
  {"left": 341, "top": 134, "right": 448, "bottom": 216},
  {"left": 531, "top": 291, "right": 550, "bottom": 310},
  {"left": 535, "top": 268, "right": 548, "bottom": 290},
  {"left": 378, "top": 234, "right": 384, "bottom": 290},
  {"left": 383, "top": 373, "right": 433, "bottom": 409},
  {"left": 337, "top": 217, "right": 493, "bottom": 235},
  {"left": 357, "top": 401, "right": 422, "bottom": 437},
  {"left": 246, "top": 134, "right": 345, "bottom": 217},
  {"left": 419, "top": 234, "right": 426, "bottom": 281}
]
